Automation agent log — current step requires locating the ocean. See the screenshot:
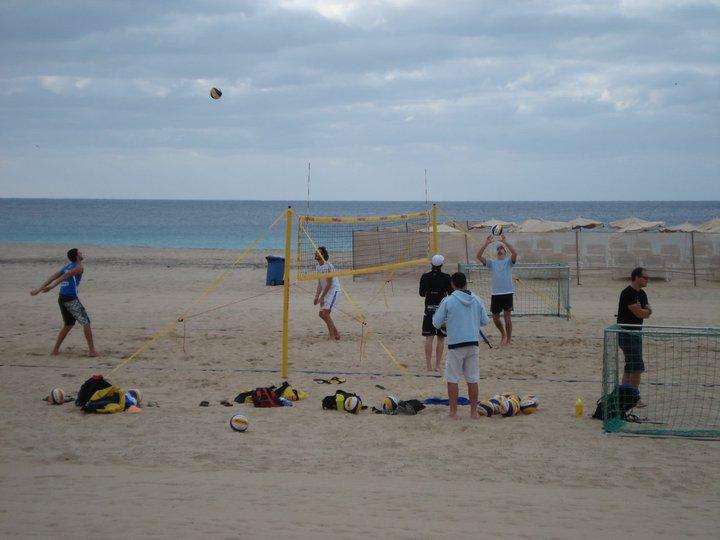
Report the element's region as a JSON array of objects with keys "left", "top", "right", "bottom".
[{"left": 1, "top": 199, "right": 718, "bottom": 250}]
